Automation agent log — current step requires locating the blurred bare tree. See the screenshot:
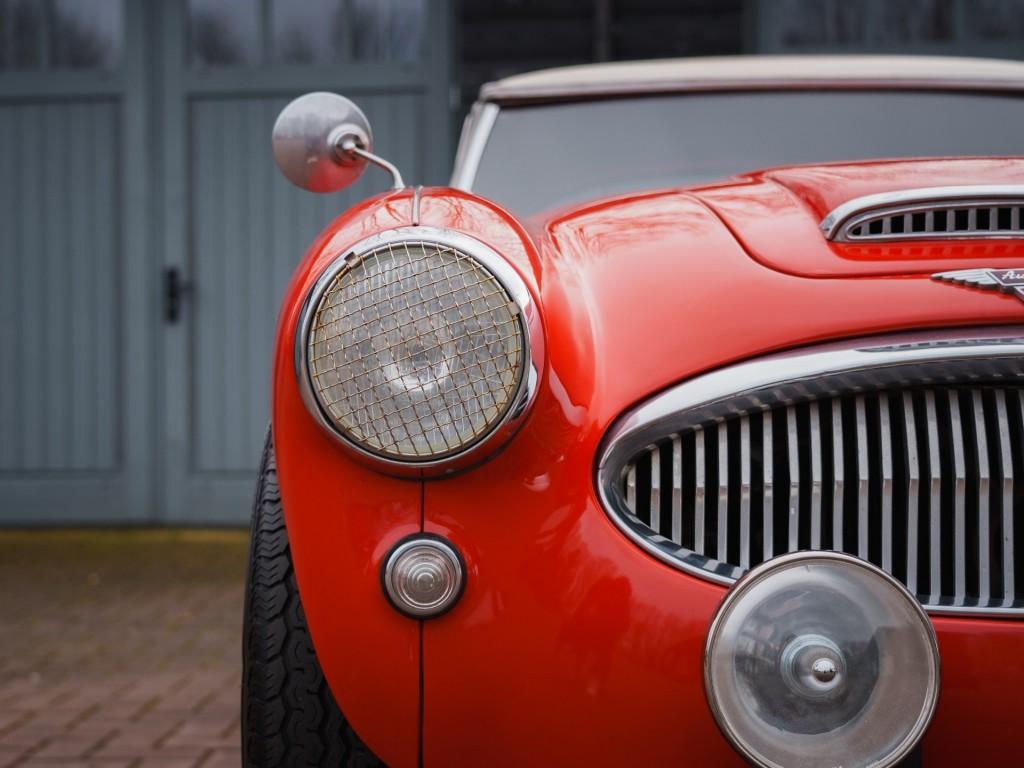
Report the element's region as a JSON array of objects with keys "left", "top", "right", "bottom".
[
  {"left": 191, "top": 8, "right": 243, "bottom": 66},
  {"left": 0, "top": 0, "right": 119, "bottom": 70}
]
